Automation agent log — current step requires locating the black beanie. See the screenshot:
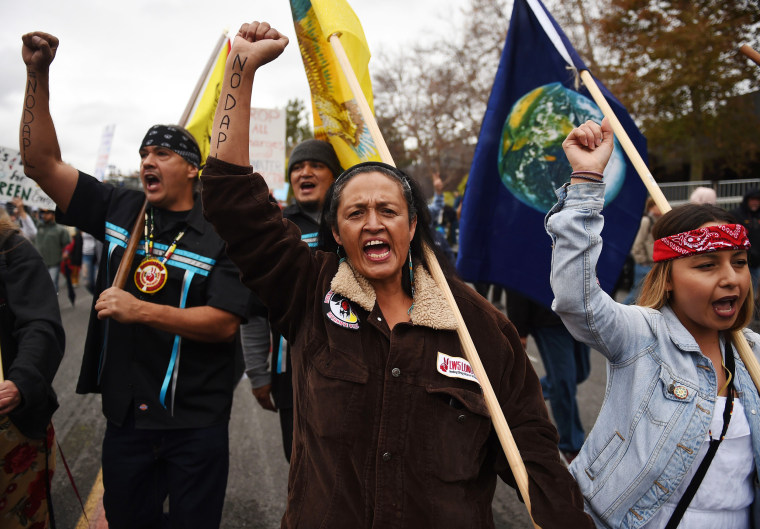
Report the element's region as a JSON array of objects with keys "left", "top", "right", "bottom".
[{"left": 287, "top": 139, "right": 341, "bottom": 182}]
